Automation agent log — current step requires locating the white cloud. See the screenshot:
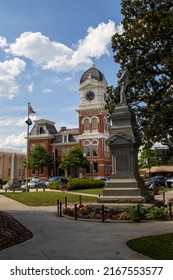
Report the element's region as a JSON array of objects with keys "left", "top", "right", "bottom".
[
  {"left": 0, "top": 36, "right": 7, "bottom": 48},
  {"left": 0, "top": 58, "right": 26, "bottom": 99},
  {"left": 27, "top": 83, "right": 34, "bottom": 92},
  {"left": 5, "top": 21, "right": 120, "bottom": 72},
  {"left": 42, "top": 88, "right": 53, "bottom": 94},
  {"left": 0, "top": 118, "right": 12, "bottom": 126},
  {"left": 0, "top": 132, "right": 27, "bottom": 150}
]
